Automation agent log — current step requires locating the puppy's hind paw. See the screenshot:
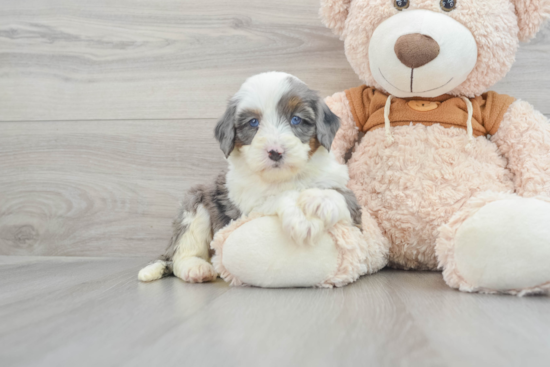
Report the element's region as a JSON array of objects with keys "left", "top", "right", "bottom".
[{"left": 173, "top": 257, "right": 218, "bottom": 283}]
